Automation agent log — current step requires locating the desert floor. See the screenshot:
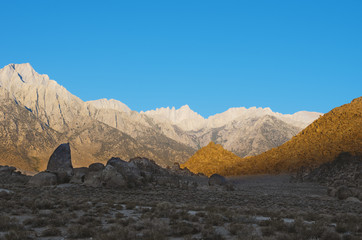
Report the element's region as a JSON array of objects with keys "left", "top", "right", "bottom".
[{"left": 0, "top": 175, "right": 361, "bottom": 240}]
